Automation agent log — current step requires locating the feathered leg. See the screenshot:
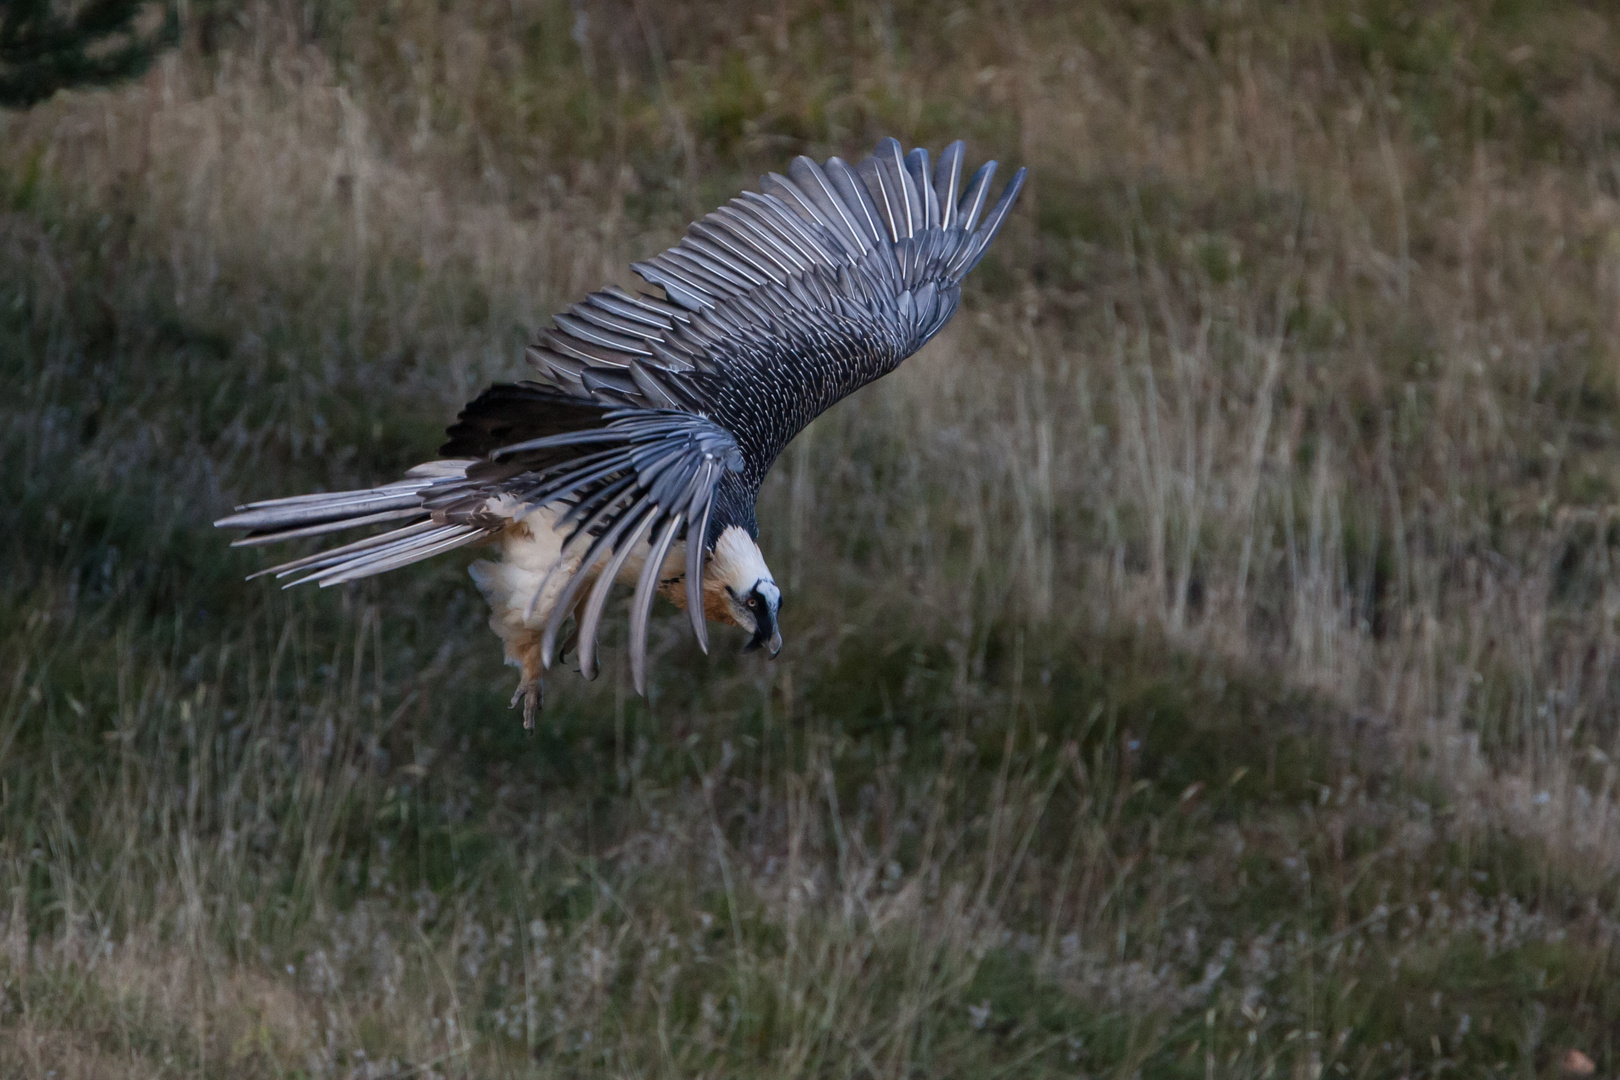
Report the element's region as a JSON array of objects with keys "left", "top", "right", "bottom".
[{"left": 469, "top": 509, "right": 584, "bottom": 729}]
